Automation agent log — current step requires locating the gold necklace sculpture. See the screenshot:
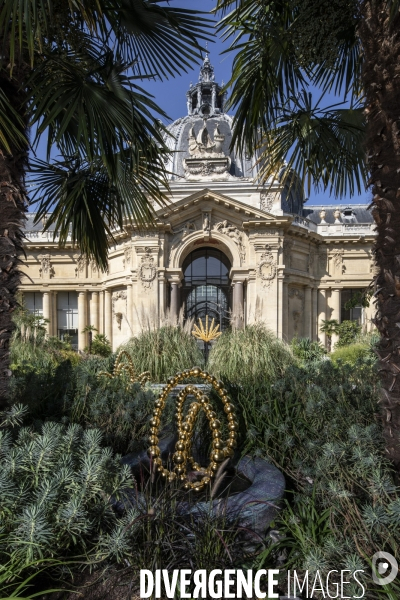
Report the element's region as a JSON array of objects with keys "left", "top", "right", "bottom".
[
  {"left": 148, "top": 367, "right": 238, "bottom": 492},
  {"left": 98, "top": 350, "right": 151, "bottom": 388}
]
